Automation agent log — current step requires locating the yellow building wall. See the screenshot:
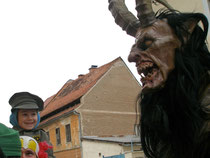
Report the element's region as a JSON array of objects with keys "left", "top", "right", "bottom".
[
  {"left": 42, "top": 113, "right": 81, "bottom": 158},
  {"left": 77, "top": 60, "right": 141, "bottom": 137}
]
